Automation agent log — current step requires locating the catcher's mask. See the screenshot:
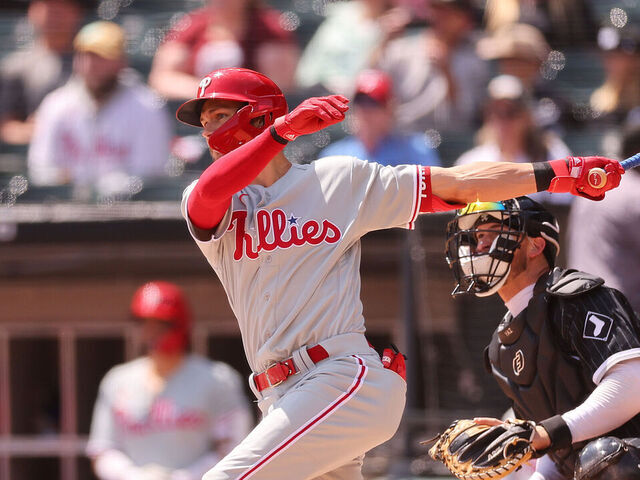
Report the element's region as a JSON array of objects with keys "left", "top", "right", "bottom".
[
  {"left": 130, "top": 281, "right": 191, "bottom": 354},
  {"left": 445, "top": 196, "right": 560, "bottom": 297},
  {"left": 176, "top": 67, "right": 288, "bottom": 154}
]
